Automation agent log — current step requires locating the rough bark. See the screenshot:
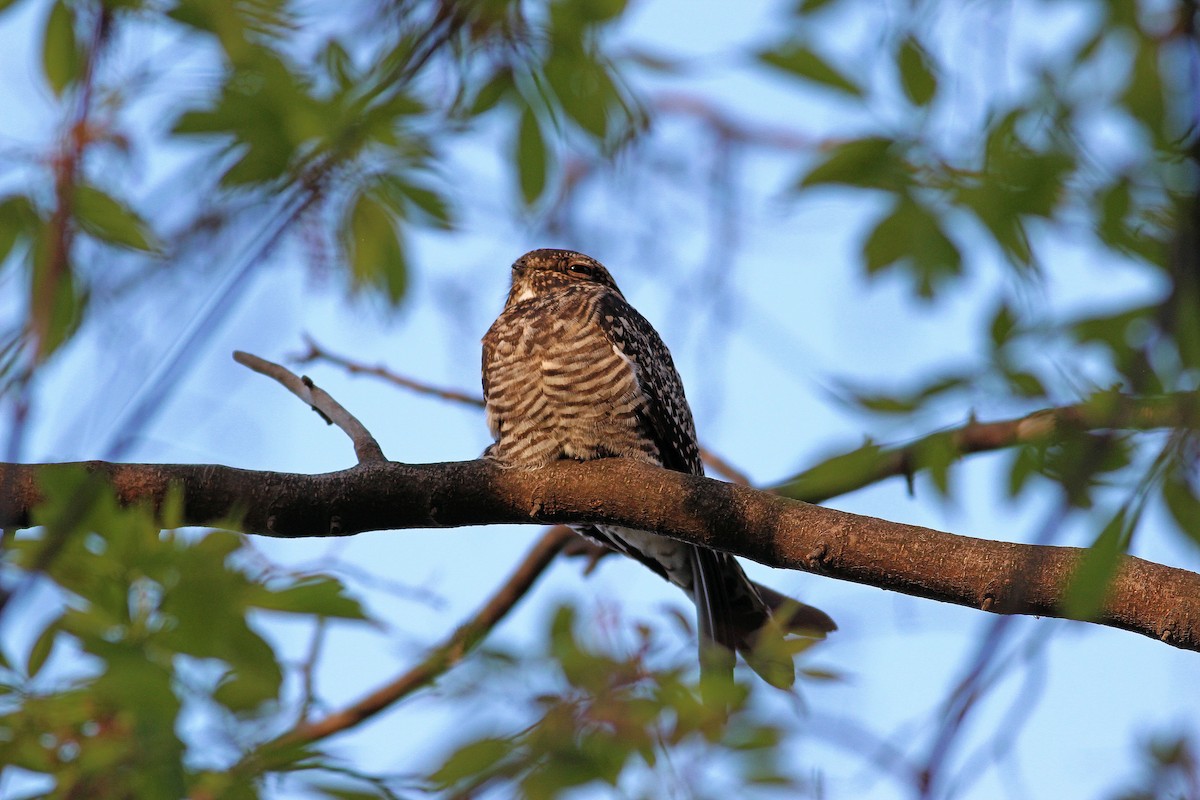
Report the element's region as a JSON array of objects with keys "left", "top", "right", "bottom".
[{"left": 2, "top": 457, "right": 1196, "bottom": 651}]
